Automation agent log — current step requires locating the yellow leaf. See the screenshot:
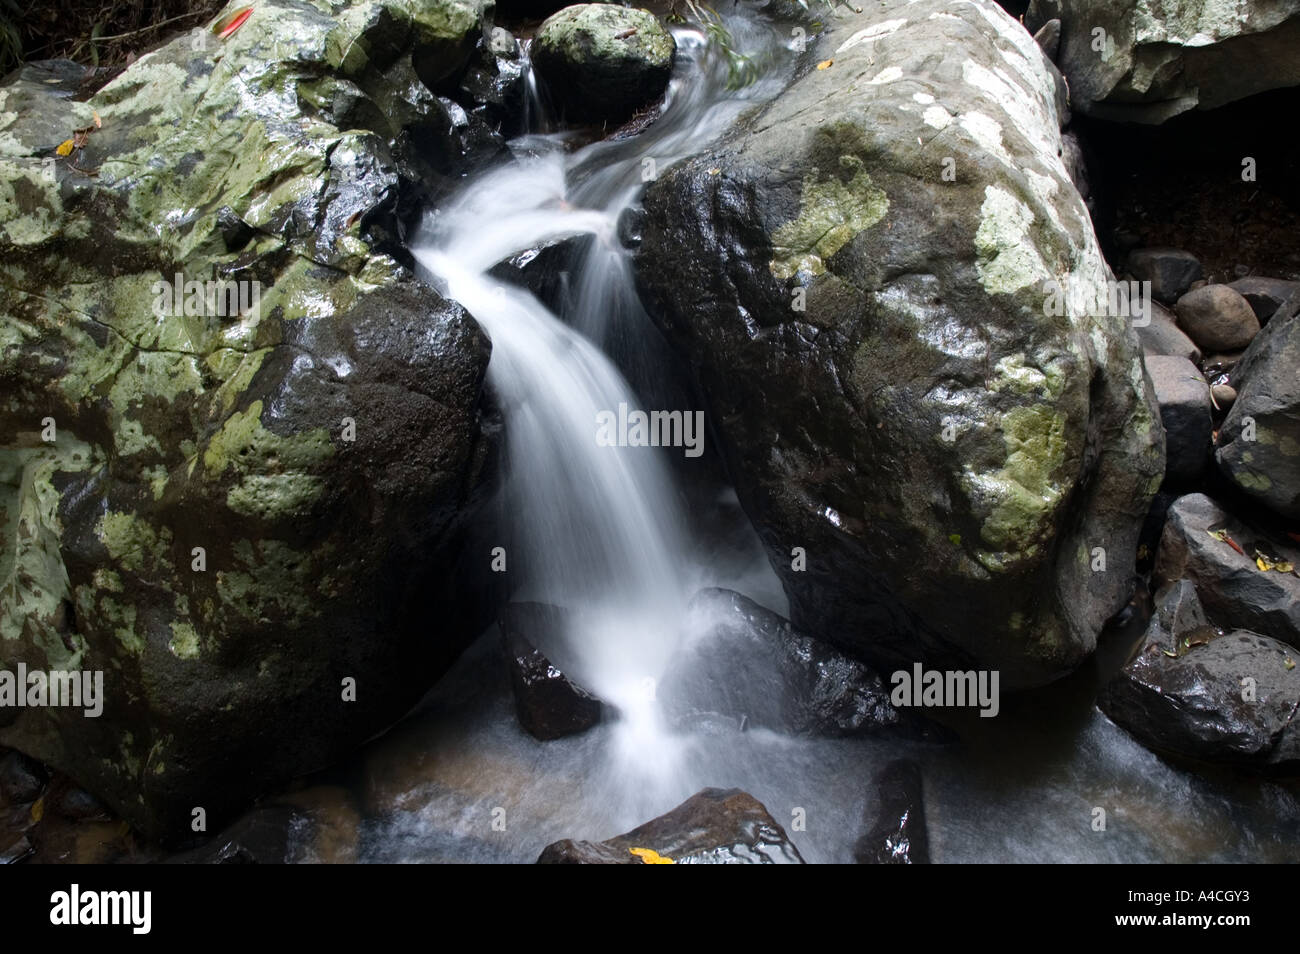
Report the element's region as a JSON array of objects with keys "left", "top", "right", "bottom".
[
  {"left": 92, "top": 109, "right": 102, "bottom": 129},
  {"left": 1256, "top": 553, "right": 1295, "bottom": 573},
  {"left": 30, "top": 796, "right": 44, "bottom": 823},
  {"left": 816, "top": 59, "right": 834, "bottom": 70},
  {"left": 629, "top": 846, "right": 675, "bottom": 864},
  {"left": 1286, "top": 657, "right": 1295, "bottom": 671},
  {"left": 56, "top": 139, "right": 74, "bottom": 157}
]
